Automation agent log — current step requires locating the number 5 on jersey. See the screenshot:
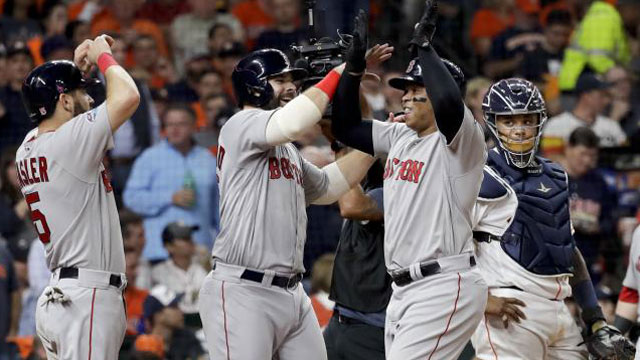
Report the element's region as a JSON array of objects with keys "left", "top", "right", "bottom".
[{"left": 25, "top": 191, "right": 51, "bottom": 244}]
